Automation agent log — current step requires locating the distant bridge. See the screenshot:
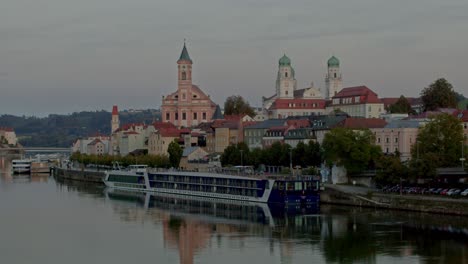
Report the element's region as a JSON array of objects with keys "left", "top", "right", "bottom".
[
  {"left": 24, "top": 147, "right": 71, "bottom": 153},
  {"left": 1, "top": 147, "right": 71, "bottom": 153}
]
